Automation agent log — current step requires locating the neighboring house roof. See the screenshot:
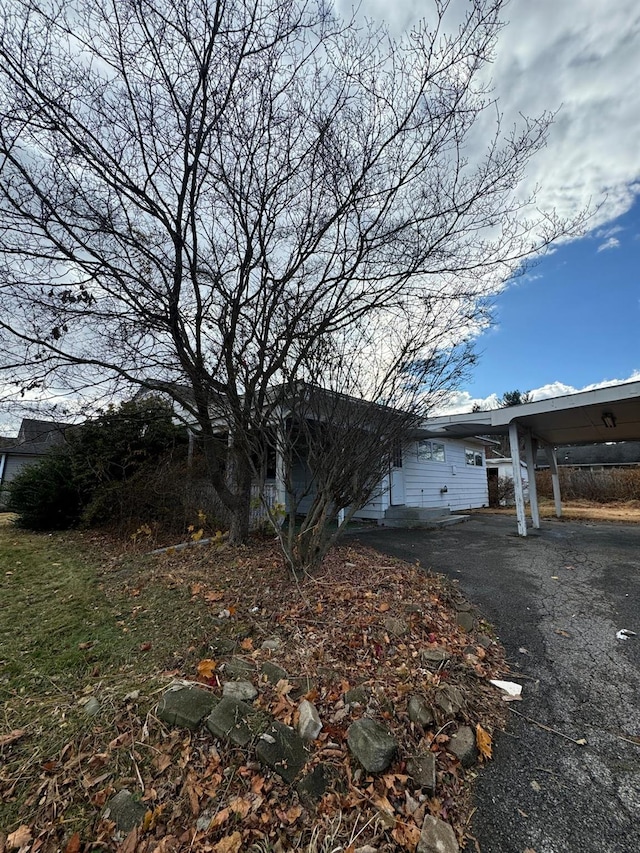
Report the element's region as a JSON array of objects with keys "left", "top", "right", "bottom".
[
  {"left": 0, "top": 419, "right": 69, "bottom": 456},
  {"left": 535, "top": 442, "right": 640, "bottom": 468}
]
